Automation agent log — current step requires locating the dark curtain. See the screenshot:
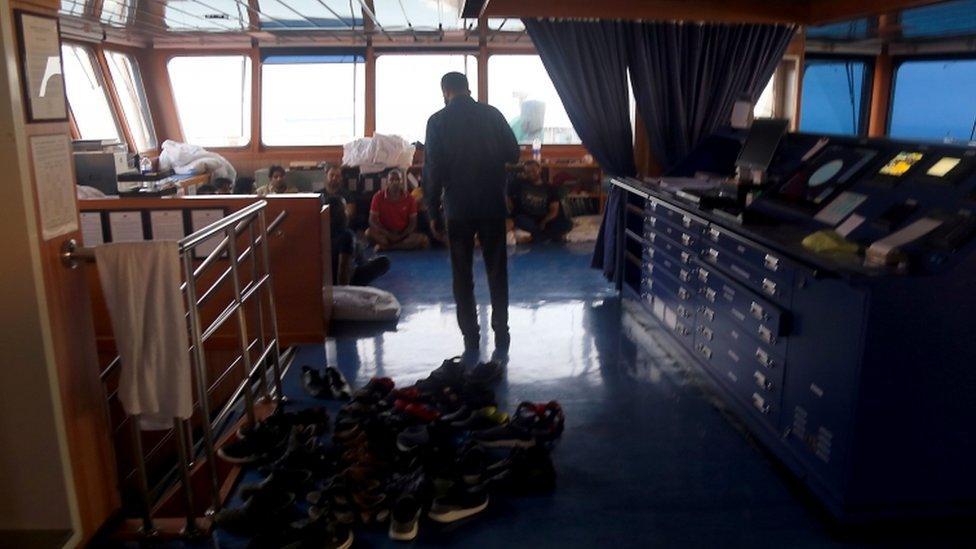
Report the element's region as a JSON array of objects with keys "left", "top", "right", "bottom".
[
  {"left": 523, "top": 19, "right": 636, "bottom": 280},
  {"left": 627, "top": 22, "right": 797, "bottom": 170}
]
